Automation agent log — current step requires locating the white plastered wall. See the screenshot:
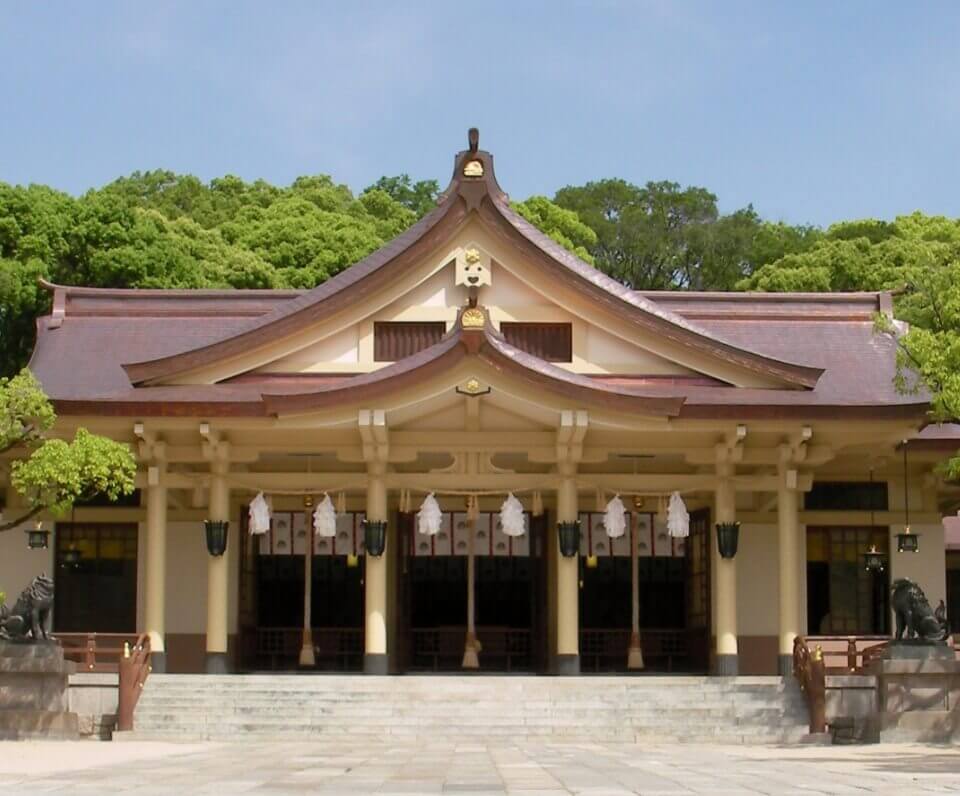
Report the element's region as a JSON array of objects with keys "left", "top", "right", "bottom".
[
  {"left": 887, "top": 476, "right": 946, "bottom": 608},
  {"left": 0, "top": 518, "right": 54, "bottom": 612},
  {"left": 736, "top": 523, "right": 779, "bottom": 636}
]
